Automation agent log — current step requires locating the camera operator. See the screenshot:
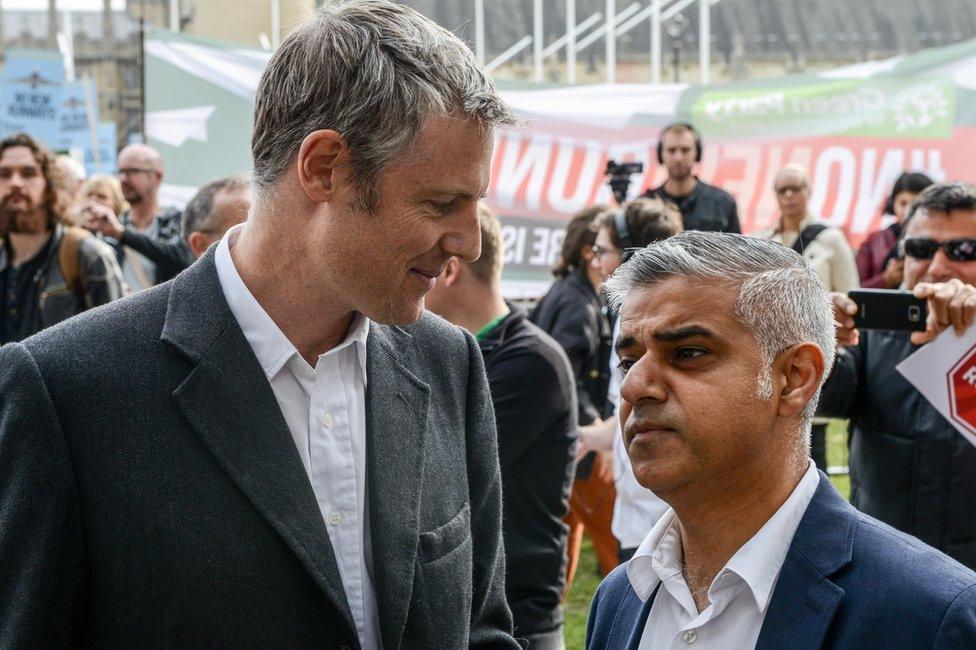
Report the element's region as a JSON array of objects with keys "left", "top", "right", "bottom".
[
  {"left": 820, "top": 181, "right": 976, "bottom": 571},
  {"left": 642, "top": 122, "right": 740, "bottom": 233}
]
